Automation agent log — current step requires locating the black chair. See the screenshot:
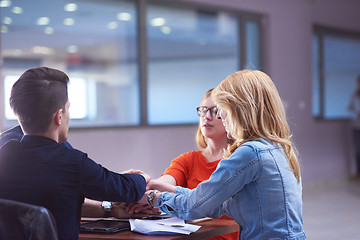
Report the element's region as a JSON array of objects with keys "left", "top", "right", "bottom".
[{"left": 0, "top": 199, "right": 58, "bottom": 240}]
